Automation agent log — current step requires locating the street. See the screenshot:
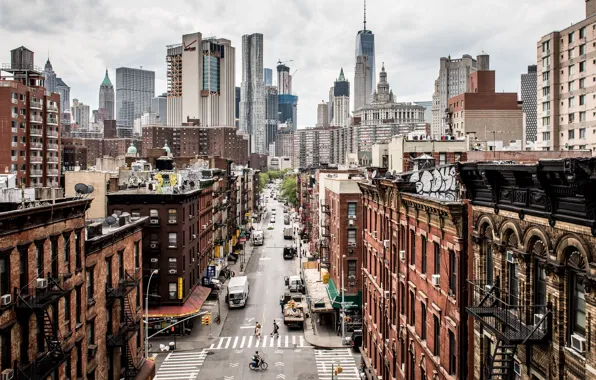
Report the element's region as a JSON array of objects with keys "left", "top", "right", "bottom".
[{"left": 154, "top": 196, "right": 362, "bottom": 380}]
